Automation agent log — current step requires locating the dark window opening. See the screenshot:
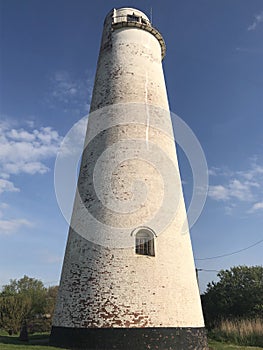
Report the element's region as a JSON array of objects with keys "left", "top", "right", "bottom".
[
  {"left": 127, "top": 14, "right": 140, "bottom": 23},
  {"left": 135, "top": 230, "right": 155, "bottom": 256}
]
